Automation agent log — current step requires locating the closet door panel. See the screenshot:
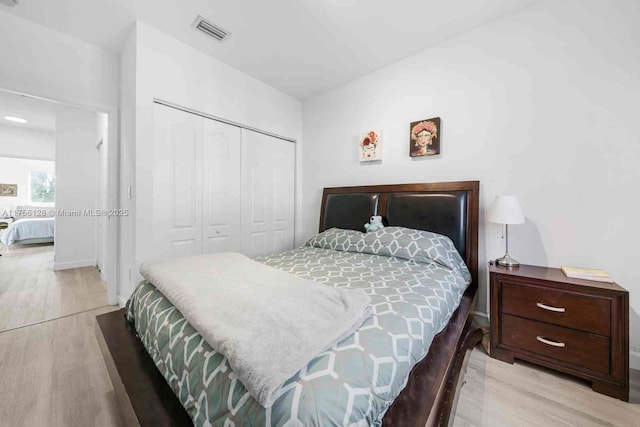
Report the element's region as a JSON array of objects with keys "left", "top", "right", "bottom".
[
  {"left": 241, "top": 131, "right": 268, "bottom": 258},
  {"left": 153, "top": 104, "right": 203, "bottom": 259},
  {"left": 170, "top": 240, "right": 197, "bottom": 258},
  {"left": 202, "top": 119, "right": 242, "bottom": 254},
  {"left": 271, "top": 138, "right": 295, "bottom": 254},
  {"left": 172, "top": 135, "right": 198, "bottom": 228},
  {"left": 241, "top": 129, "right": 295, "bottom": 258}
]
